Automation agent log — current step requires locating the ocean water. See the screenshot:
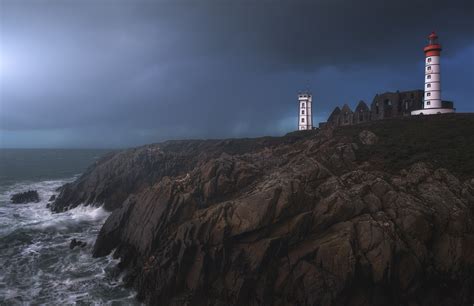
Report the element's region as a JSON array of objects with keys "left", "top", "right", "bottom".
[{"left": 0, "top": 149, "right": 139, "bottom": 304}]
